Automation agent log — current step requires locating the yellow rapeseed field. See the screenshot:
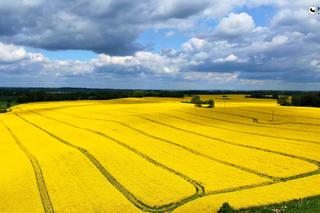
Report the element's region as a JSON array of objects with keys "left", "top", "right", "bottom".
[{"left": 1, "top": 95, "right": 320, "bottom": 212}]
